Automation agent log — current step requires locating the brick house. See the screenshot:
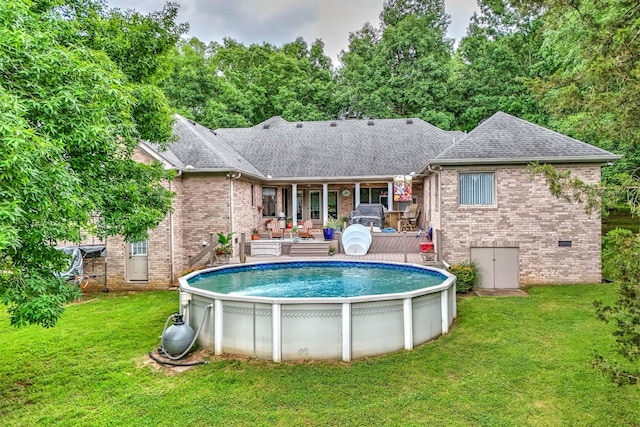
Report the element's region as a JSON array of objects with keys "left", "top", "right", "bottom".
[{"left": 97, "top": 111, "right": 619, "bottom": 290}]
